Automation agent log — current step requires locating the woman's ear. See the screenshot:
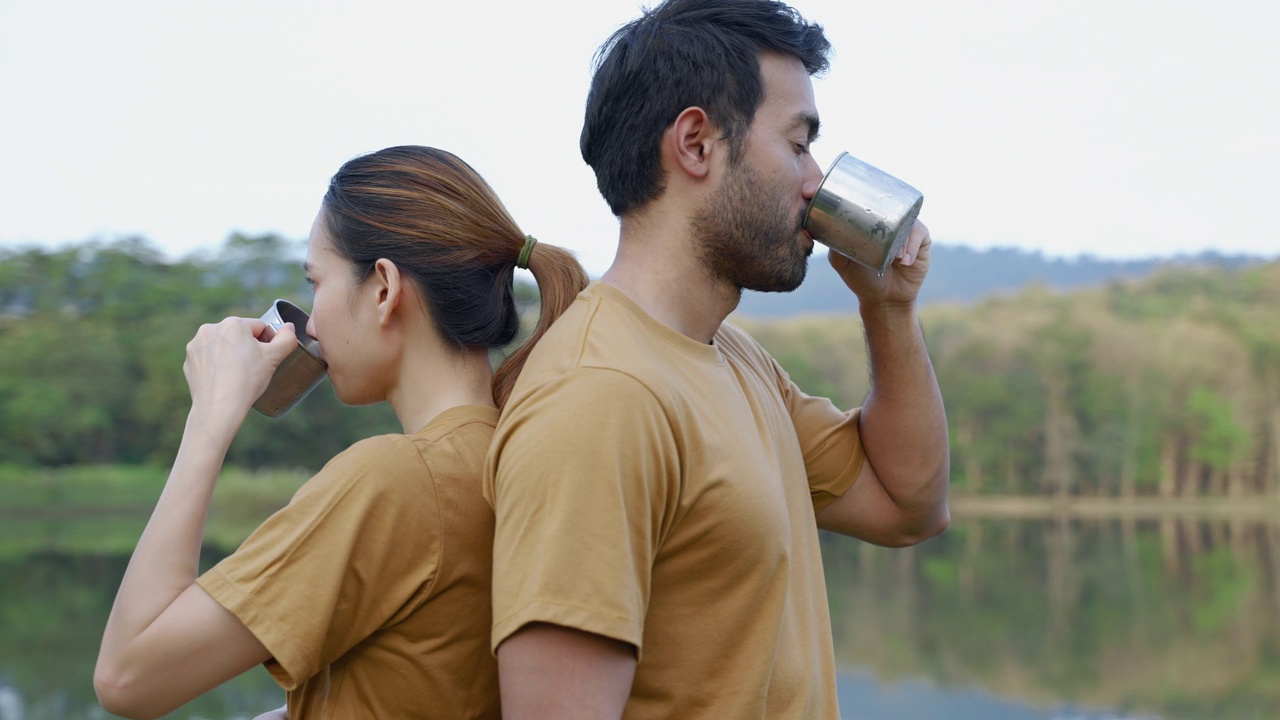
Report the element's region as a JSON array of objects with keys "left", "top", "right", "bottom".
[{"left": 371, "top": 258, "right": 402, "bottom": 327}]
